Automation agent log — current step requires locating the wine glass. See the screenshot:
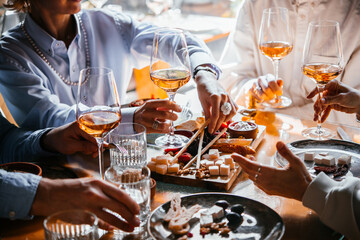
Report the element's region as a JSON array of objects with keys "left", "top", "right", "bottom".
[
  {"left": 89, "top": 0, "right": 108, "bottom": 8},
  {"left": 76, "top": 67, "right": 121, "bottom": 179},
  {"left": 150, "top": 27, "right": 191, "bottom": 148},
  {"left": 146, "top": 0, "right": 173, "bottom": 16},
  {"left": 301, "top": 20, "right": 344, "bottom": 140},
  {"left": 258, "top": 7, "right": 293, "bottom": 108}
]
